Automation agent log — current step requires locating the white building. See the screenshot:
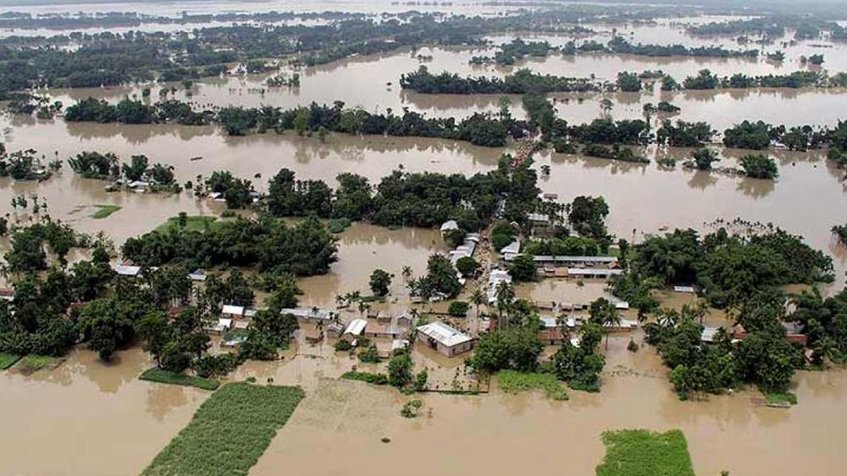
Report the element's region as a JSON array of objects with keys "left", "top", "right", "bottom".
[
  {"left": 488, "top": 269, "right": 512, "bottom": 305},
  {"left": 416, "top": 321, "right": 473, "bottom": 357}
]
